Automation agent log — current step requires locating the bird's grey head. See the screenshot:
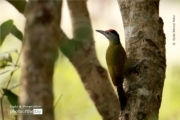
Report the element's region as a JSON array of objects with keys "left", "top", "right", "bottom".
[{"left": 96, "top": 29, "right": 120, "bottom": 44}]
